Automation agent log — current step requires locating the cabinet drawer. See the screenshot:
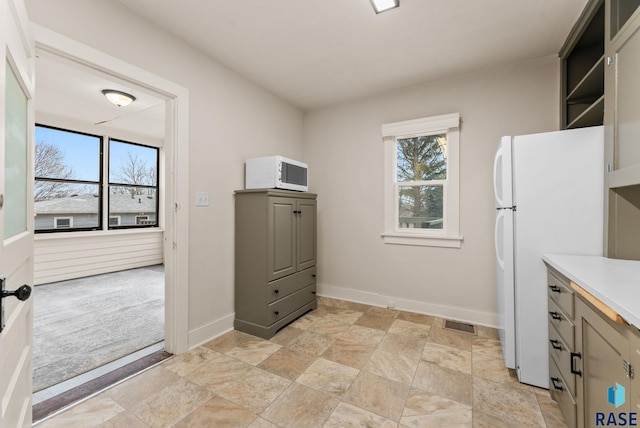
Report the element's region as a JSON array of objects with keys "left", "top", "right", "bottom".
[
  {"left": 268, "top": 283, "right": 316, "bottom": 325},
  {"left": 267, "top": 267, "right": 316, "bottom": 304},
  {"left": 548, "top": 323, "right": 576, "bottom": 397},
  {"left": 548, "top": 297, "right": 575, "bottom": 349},
  {"left": 549, "top": 358, "right": 576, "bottom": 428},
  {"left": 547, "top": 271, "right": 574, "bottom": 318}
]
